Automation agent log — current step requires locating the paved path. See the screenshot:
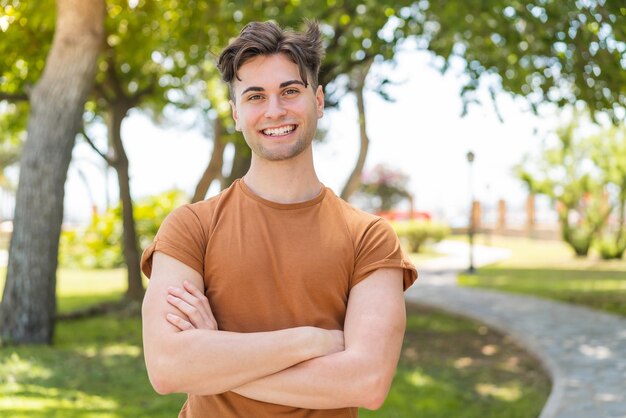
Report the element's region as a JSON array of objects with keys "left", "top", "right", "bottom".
[{"left": 405, "top": 240, "right": 626, "bottom": 418}]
